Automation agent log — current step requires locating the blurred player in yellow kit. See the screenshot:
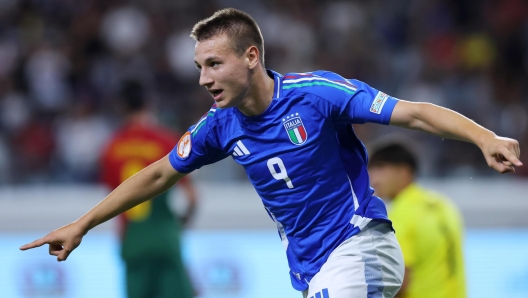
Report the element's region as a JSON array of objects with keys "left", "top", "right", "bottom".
[{"left": 368, "top": 142, "right": 466, "bottom": 298}]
